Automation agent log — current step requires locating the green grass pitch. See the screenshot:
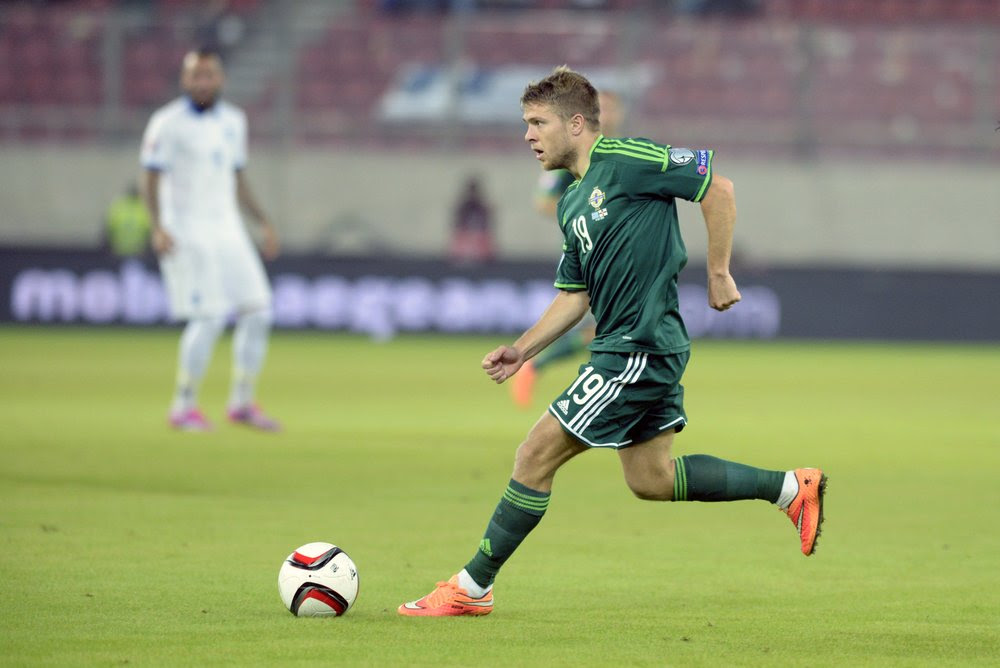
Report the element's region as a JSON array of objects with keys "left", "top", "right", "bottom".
[{"left": 1, "top": 327, "right": 998, "bottom": 666}]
